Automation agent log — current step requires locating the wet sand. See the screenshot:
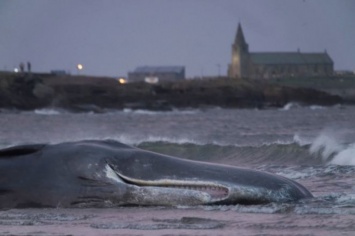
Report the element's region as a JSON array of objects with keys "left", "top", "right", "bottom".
[{"left": 1, "top": 207, "right": 354, "bottom": 236}]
